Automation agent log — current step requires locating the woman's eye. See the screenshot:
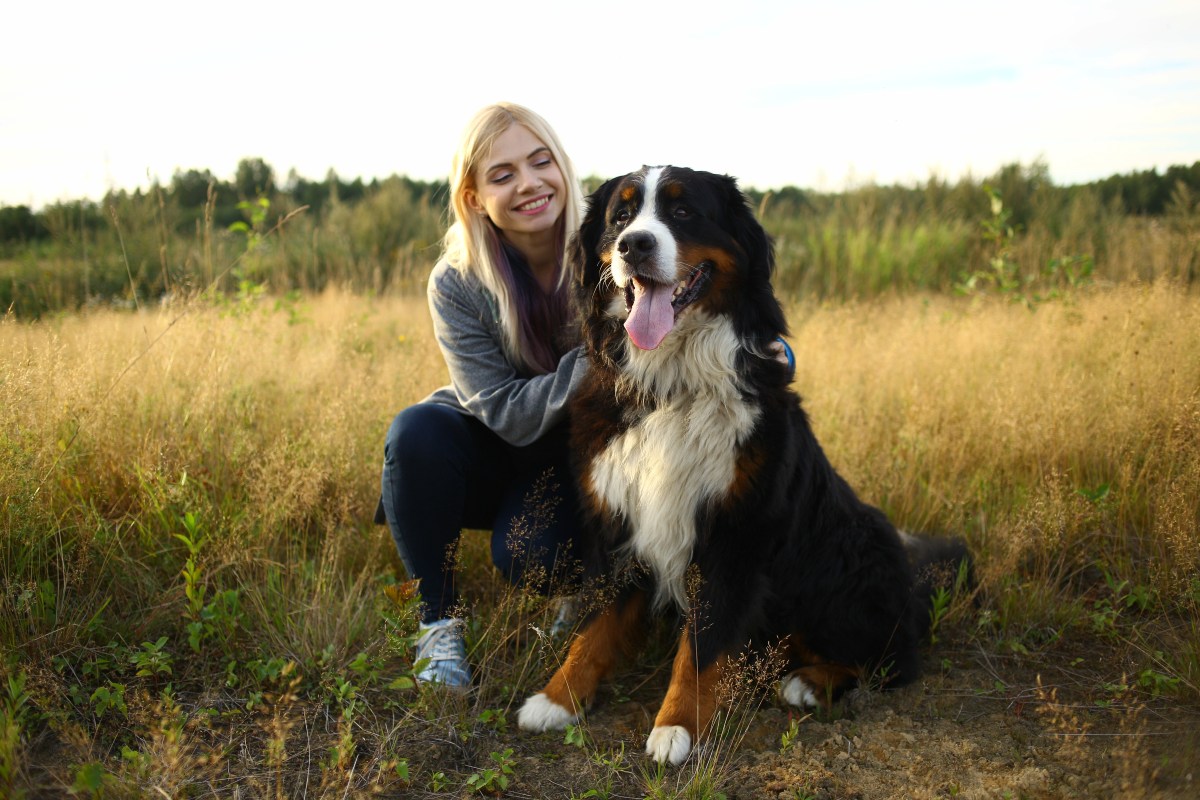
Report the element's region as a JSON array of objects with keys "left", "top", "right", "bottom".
[{"left": 490, "top": 172, "right": 513, "bottom": 184}]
